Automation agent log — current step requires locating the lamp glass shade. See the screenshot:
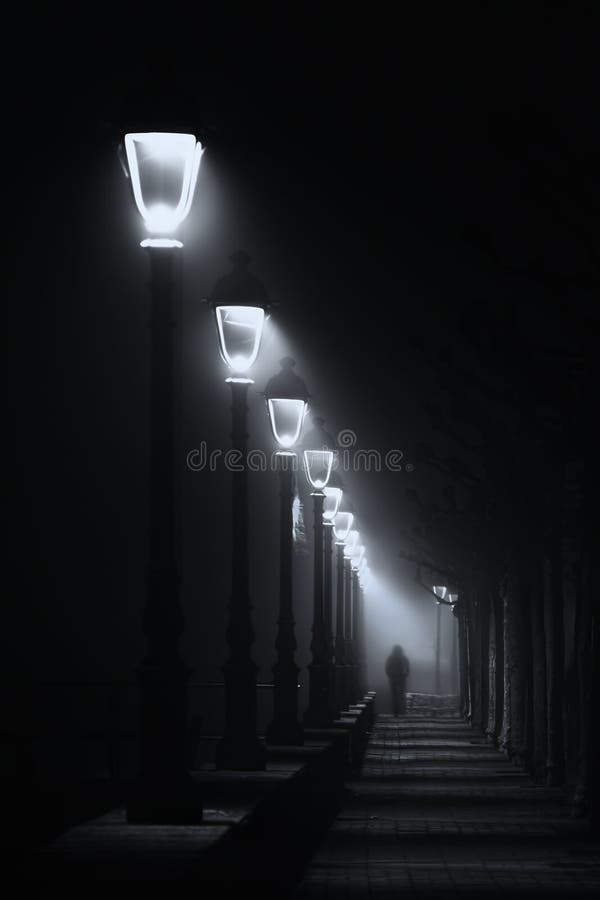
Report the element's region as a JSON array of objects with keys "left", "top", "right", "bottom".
[
  {"left": 333, "top": 512, "right": 354, "bottom": 541},
  {"left": 124, "top": 132, "right": 203, "bottom": 234},
  {"left": 343, "top": 529, "right": 360, "bottom": 558},
  {"left": 216, "top": 305, "right": 265, "bottom": 373},
  {"left": 433, "top": 585, "right": 448, "bottom": 599},
  {"left": 449, "top": 593, "right": 459, "bottom": 604},
  {"left": 322, "top": 487, "right": 343, "bottom": 521},
  {"left": 303, "top": 450, "right": 333, "bottom": 490},
  {"left": 352, "top": 545, "right": 365, "bottom": 567},
  {"left": 267, "top": 398, "right": 307, "bottom": 449}
]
